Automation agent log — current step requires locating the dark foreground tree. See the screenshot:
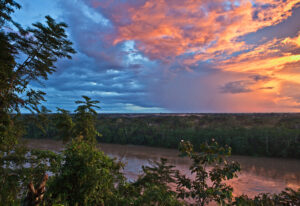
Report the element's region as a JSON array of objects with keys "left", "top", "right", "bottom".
[
  {"left": 130, "top": 158, "right": 183, "bottom": 206},
  {"left": 176, "top": 140, "right": 240, "bottom": 206},
  {"left": 46, "top": 138, "right": 126, "bottom": 205},
  {"left": 46, "top": 98, "right": 107, "bottom": 205},
  {"left": 0, "top": 0, "right": 75, "bottom": 204}
]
